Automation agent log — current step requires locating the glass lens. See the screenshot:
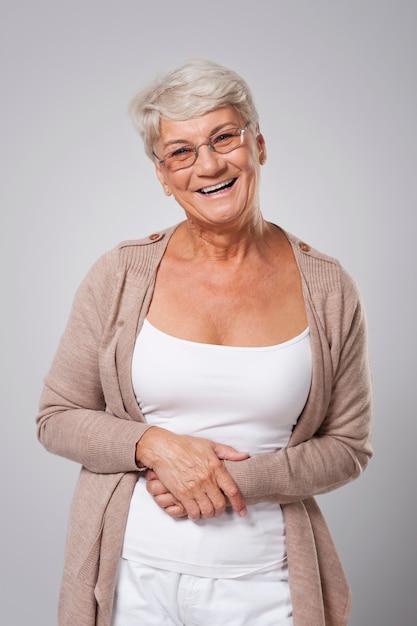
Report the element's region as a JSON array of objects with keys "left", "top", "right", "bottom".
[
  {"left": 164, "top": 146, "right": 196, "bottom": 169},
  {"left": 210, "top": 128, "right": 242, "bottom": 153}
]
